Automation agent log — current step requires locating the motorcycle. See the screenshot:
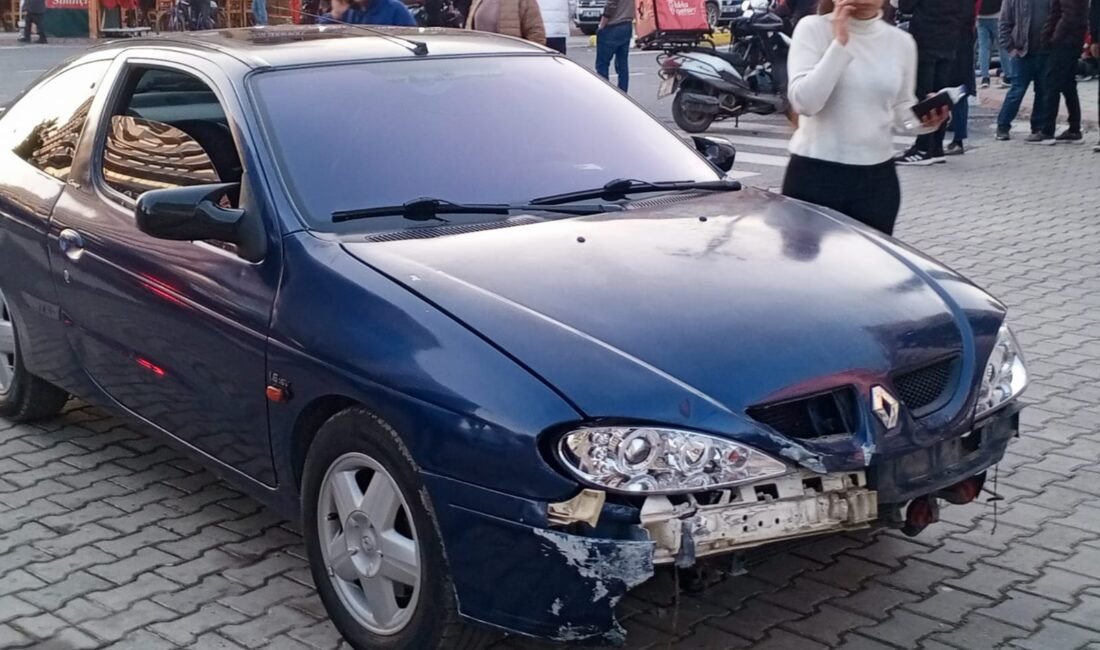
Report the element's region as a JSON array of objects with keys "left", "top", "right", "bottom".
[{"left": 656, "top": 0, "right": 792, "bottom": 133}]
